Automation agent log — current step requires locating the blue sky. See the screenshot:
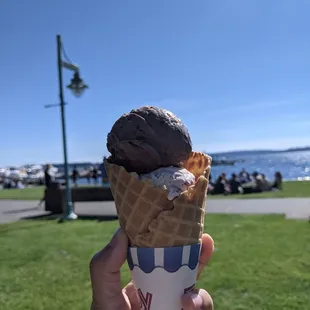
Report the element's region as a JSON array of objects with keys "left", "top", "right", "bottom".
[{"left": 1, "top": 0, "right": 310, "bottom": 166}]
